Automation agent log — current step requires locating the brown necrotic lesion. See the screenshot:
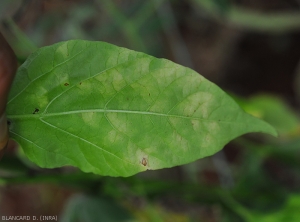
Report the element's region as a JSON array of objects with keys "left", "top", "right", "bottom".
[
  {"left": 141, "top": 157, "right": 148, "bottom": 166},
  {"left": 32, "top": 108, "right": 39, "bottom": 114}
]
